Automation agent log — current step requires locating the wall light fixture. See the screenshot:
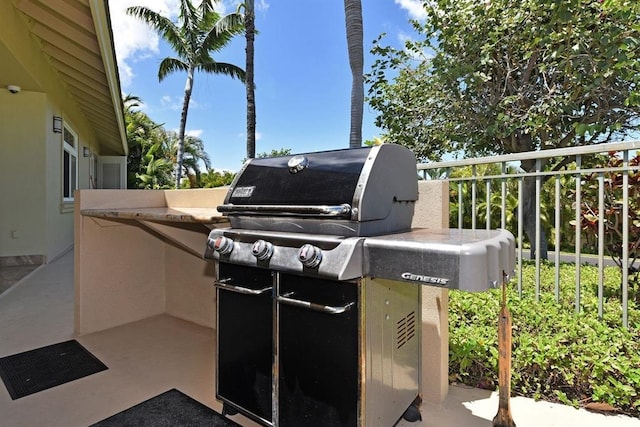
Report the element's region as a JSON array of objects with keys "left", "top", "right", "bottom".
[{"left": 53, "top": 116, "right": 63, "bottom": 133}]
